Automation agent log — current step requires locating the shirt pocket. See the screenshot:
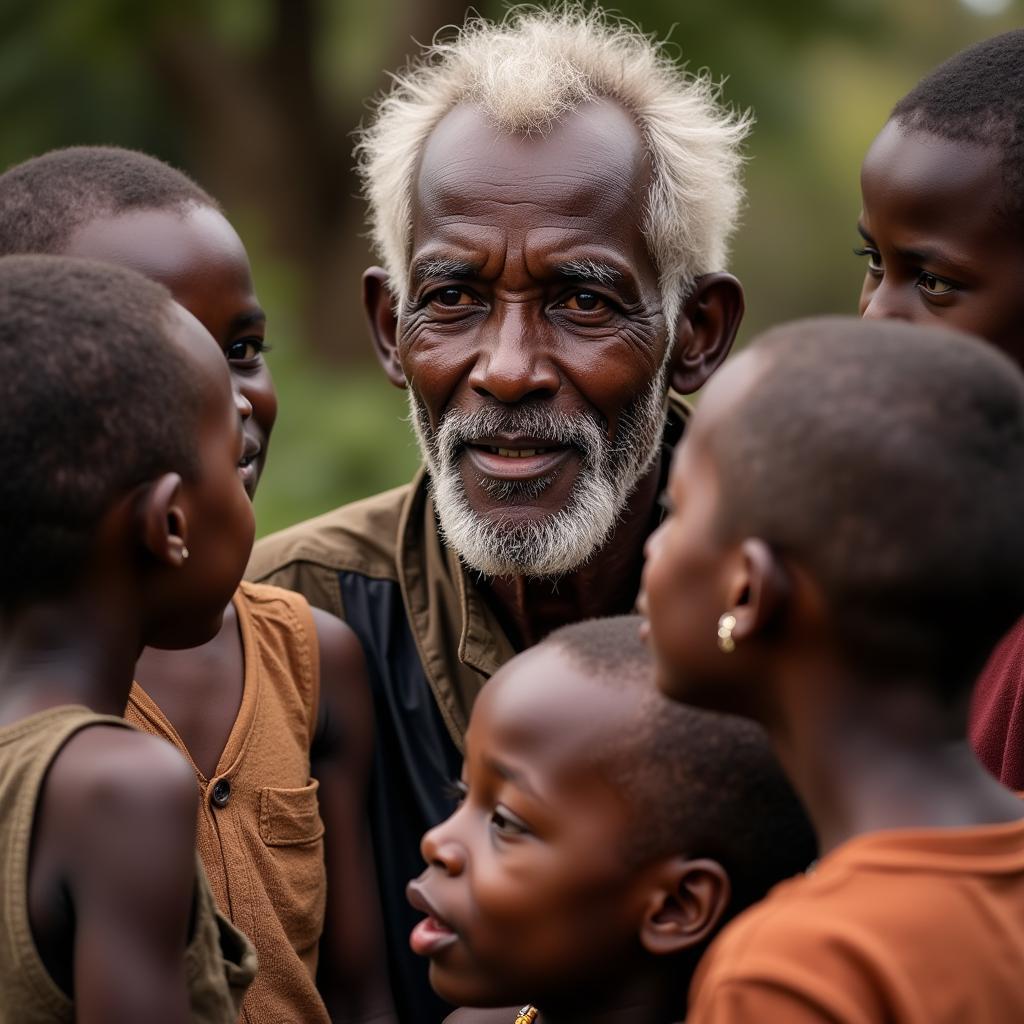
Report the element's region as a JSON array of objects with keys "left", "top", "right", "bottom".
[
  {"left": 259, "top": 779, "right": 327, "bottom": 957},
  {"left": 259, "top": 779, "right": 325, "bottom": 846}
]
